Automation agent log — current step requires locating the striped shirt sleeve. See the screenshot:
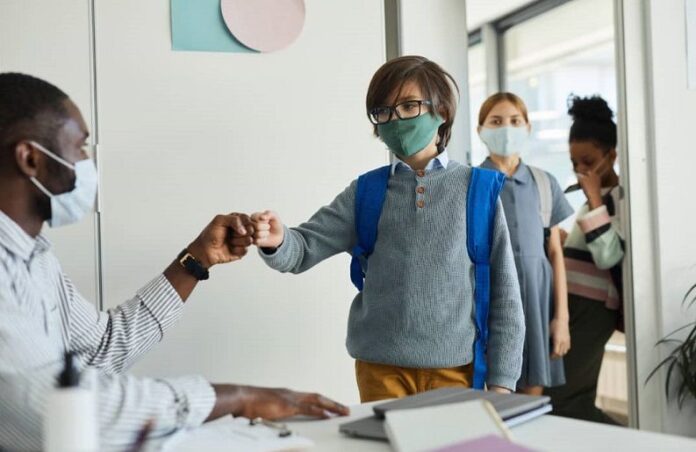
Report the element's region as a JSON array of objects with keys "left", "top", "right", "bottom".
[
  {"left": 576, "top": 205, "right": 624, "bottom": 270},
  {"left": 65, "top": 274, "right": 184, "bottom": 374},
  {"left": 0, "top": 272, "right": 216, "bottom": 451},
  {"left": 1, "top": 343, "right": 215, "bottom": 450}
]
